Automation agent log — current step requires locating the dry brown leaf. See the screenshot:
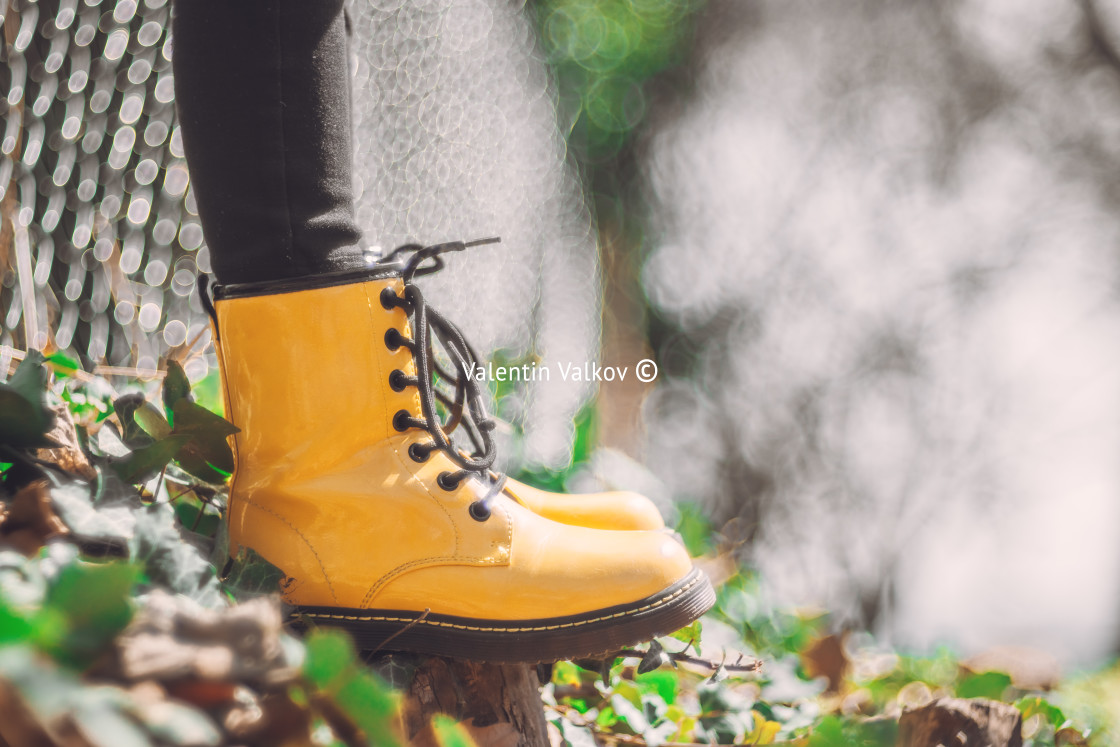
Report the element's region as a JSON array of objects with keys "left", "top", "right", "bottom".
[
  {"left": 36, "top": 401, "right": 97, "bottom": 481},
  {"left": 0, "top": 480, "right": 70, "bottom": 556},
  {"left": 800, "top": 633, "right": 850, "bottom": 695}
]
